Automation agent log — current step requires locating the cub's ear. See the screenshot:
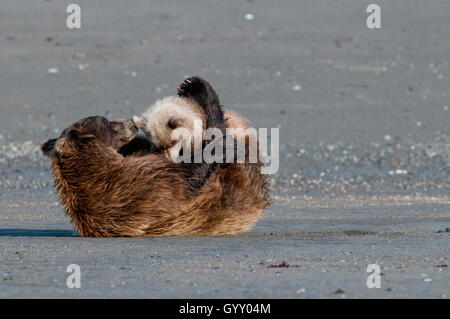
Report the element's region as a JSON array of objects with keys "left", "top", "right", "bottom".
[
  {"left": 168, "top": 117, "right": 183, "bottom": 129},
  {"left": 41, "top": 138, "right": 58, "bottom": 157},
  {"left": 132, "top": 116, "right": 145, "bottom": 129}
]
